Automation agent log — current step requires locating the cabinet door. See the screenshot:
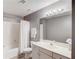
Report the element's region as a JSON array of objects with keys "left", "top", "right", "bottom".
[
  {"left": 32, "top": 45, "right": 40, "bottom": 59},
  {"left": 53, "top": 53, "right": 70, "bottom": 59},
  {"left": 39, "top": 47, "right": 52, "bottom": 56},
  {"left": 39, "top": 52, "right": 52, "bottom": 59}
]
